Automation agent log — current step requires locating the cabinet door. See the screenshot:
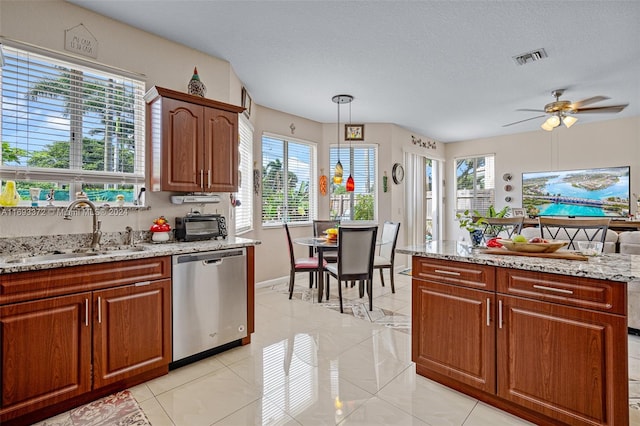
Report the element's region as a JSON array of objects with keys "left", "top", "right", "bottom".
[
  {"left": 497, "top": 295, "right": 628, "bottom": 425},
  {"left": 93, "top": 279, "right": 171, "bottom": 388},
  {"left": 161, "top": 98, "right": 204, "bottom": 191},
  {"left": 204, "top": 107, "right": 238, "bottom": 192},
  {"left": 0, "top": 293, "right": 91, "bottom": 418},
  {"left": 412, "top": 279, "right": 495, "bottom": 392}
]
